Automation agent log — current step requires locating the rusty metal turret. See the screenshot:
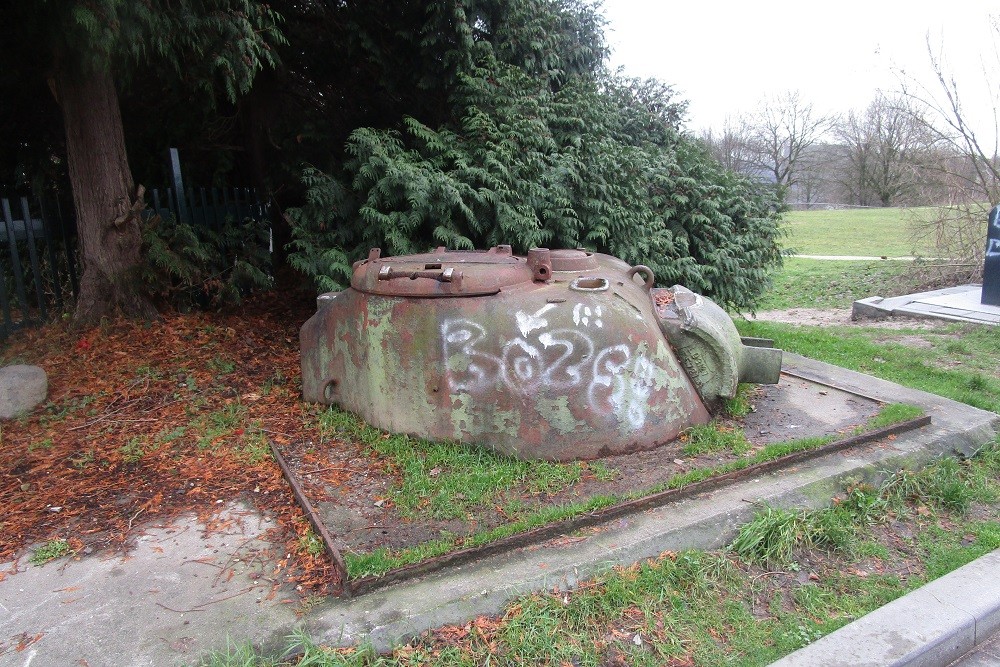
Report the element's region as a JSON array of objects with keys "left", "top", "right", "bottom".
[{"left": 300, "top": 246, "right": 782, "bottom": 461}]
